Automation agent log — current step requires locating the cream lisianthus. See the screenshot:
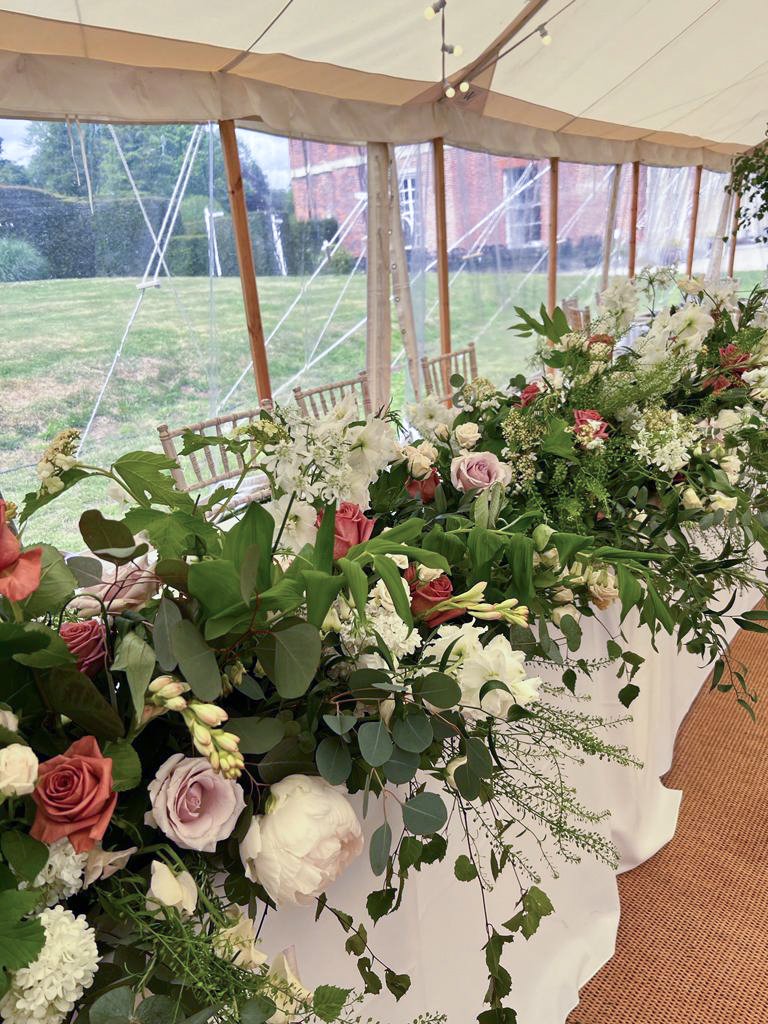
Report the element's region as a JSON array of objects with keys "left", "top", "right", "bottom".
[
  {"left": 213, "top": 911, "right": 269, "bottom": 970},
  {"left": 680, "top": 486, "right": 703, "bottom": 510},
  {"left": 401, "top": 442, "right": 436, "bottom": 479},
  {"left": 709, "top": 491, "right": 738, "bottom": 513},
  {"left": 147, "top": 861, "right": 198, "bottom": 917},
  {"left": 585, "top": 564, "right": 620, "bottom": 610}
]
